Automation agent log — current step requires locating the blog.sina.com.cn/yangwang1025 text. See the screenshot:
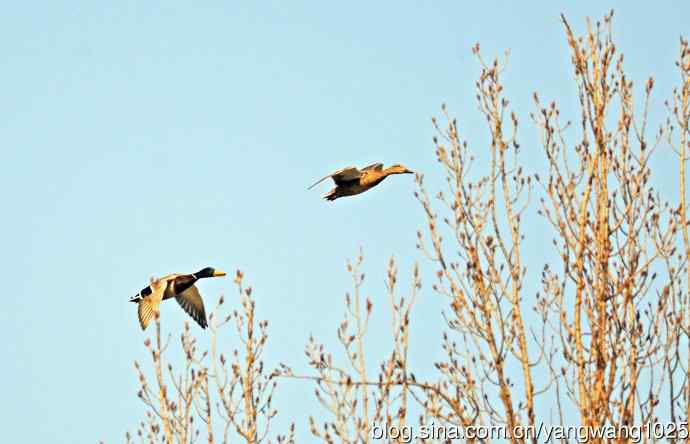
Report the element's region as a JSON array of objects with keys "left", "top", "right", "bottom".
[{"left": 370, "top": 422, "right": 690, "bottom": 443}]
